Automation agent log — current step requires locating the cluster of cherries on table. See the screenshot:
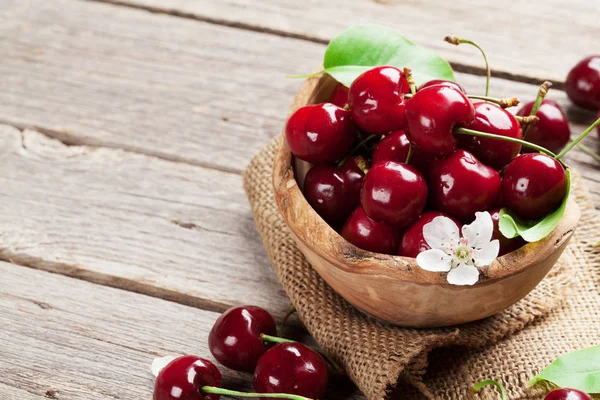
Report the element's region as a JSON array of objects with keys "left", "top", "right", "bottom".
[{"left": 286, "top": 65, "right": 574, "bottom": 256}]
